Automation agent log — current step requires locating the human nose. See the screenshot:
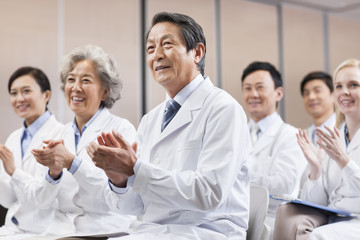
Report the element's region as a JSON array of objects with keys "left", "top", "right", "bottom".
[
  {"left": 249, "top": 89, "right": 259, "bottom": 98},
  {"left": 71, "top": 80, "right": 82, "bottom": 91},
  {"left": 308, "top": 91, "right": 316, "bottom": 99},
  {"left": 340, "top": 86, "right": 350, "bottom": 95},
  {"left": 153, "top": 46, "right": 165, "bottom": 61},
  {"left": 15, "top": 92, "right": 26, "bottom": 102}
]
